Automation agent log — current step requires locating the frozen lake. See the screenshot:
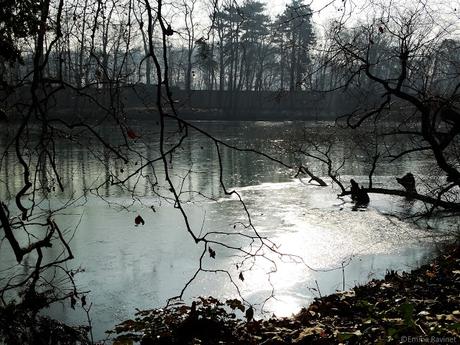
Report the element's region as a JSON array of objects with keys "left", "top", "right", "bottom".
[{"left": 0, "top": 121, "right": 439, "bottom": 340}]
